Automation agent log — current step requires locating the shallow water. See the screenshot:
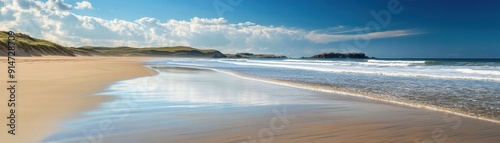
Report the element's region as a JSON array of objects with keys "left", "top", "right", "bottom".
[
  {"left": 43, "top": 67, "right": 337, "bottom": 142},
  {"left": 154, "top": 58, "right": 500, "bottom": 121},
  {"left": 42, "top": 58, "right": 500, "bottom": 143}
]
